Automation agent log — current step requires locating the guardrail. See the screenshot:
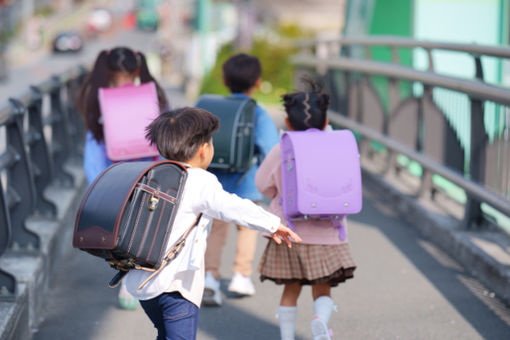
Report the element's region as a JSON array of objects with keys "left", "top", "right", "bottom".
[
  {"left": 293, "top": 36, "right": 510, "bottom": 230},
  {"left": 0, "top": 66, "right": 86, "bottom": 300}
]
